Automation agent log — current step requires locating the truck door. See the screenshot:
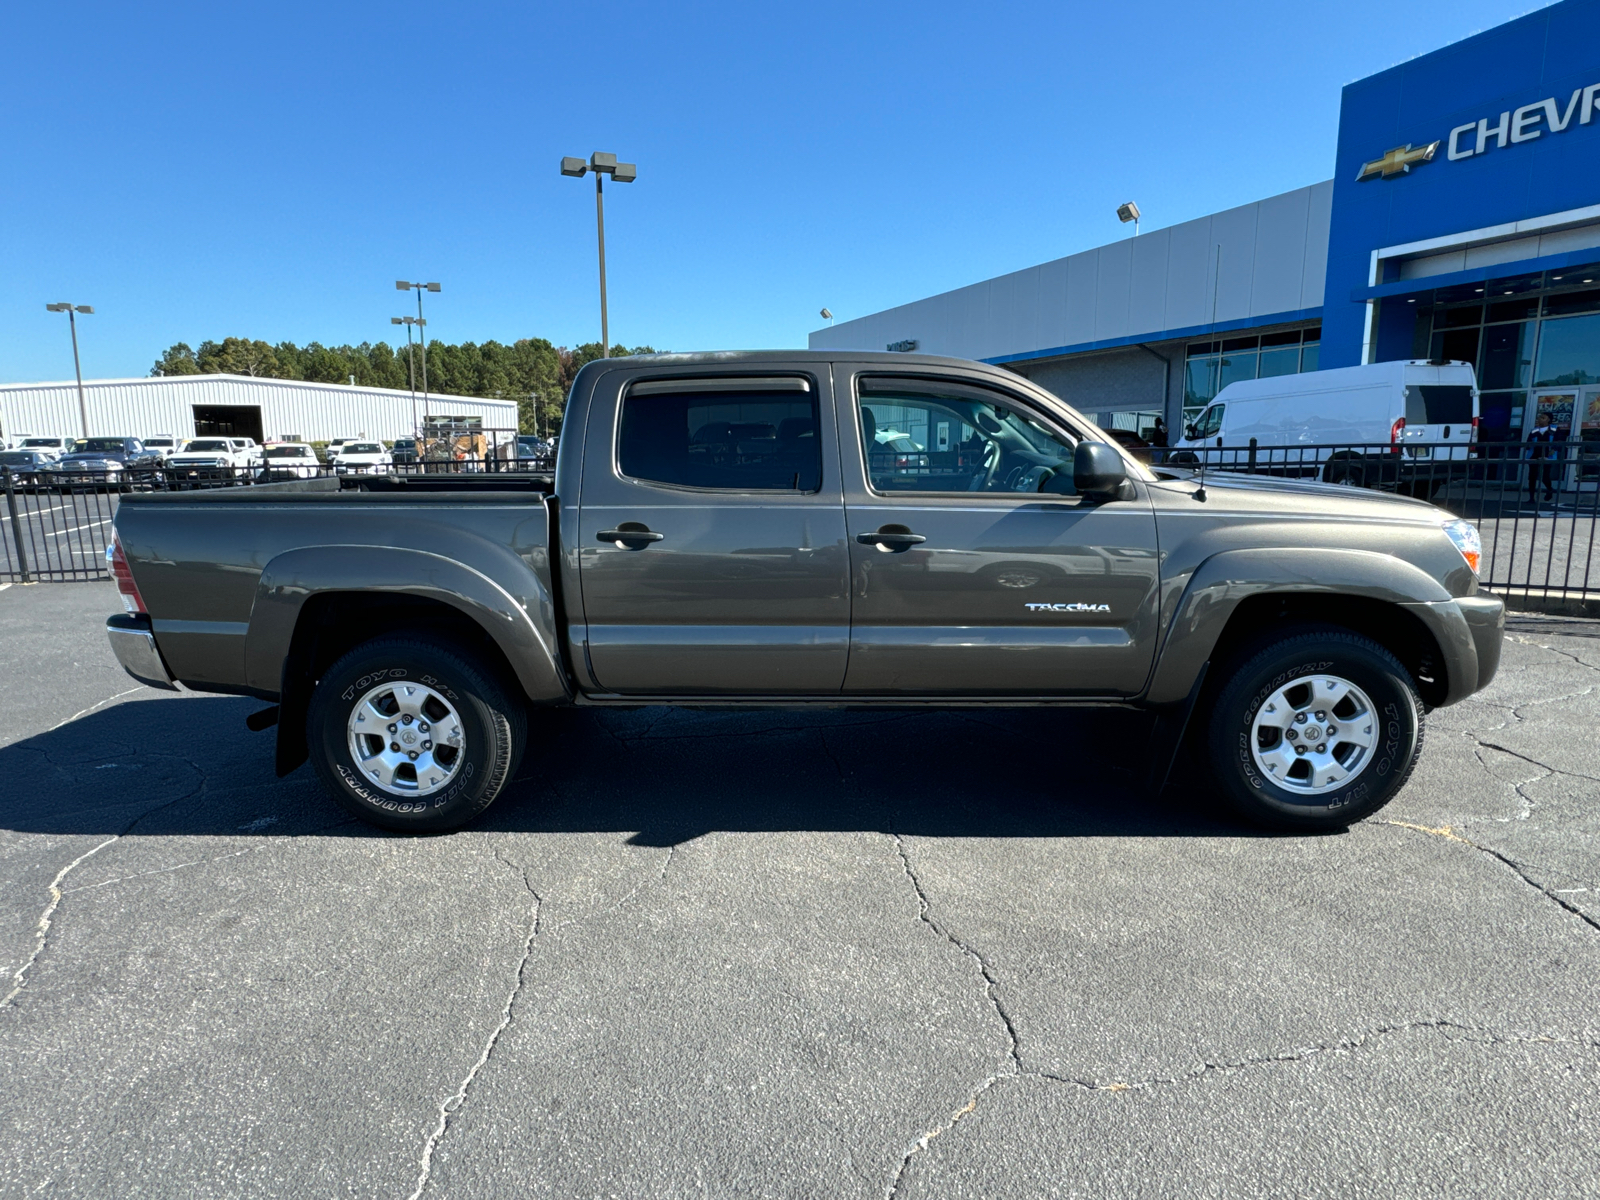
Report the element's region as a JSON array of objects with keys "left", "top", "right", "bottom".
[
  {"left": 837, "top": 371, "right": 1160, "bottom": 695},
  {"left": 577, "top": 371, "right": 851, "bottom": 693}
]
